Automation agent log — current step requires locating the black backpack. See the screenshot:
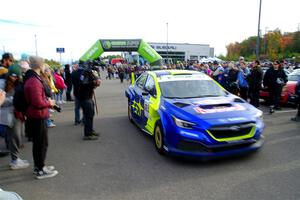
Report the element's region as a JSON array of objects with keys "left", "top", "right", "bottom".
[{"left": 13, "top": 81, "right": 28, "bottom": 113}]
